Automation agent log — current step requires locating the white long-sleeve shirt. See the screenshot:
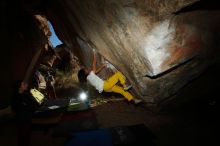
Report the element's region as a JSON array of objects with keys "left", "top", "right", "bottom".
[{"left": 86, "top": 71, "right": 104, "bottom": 93}]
